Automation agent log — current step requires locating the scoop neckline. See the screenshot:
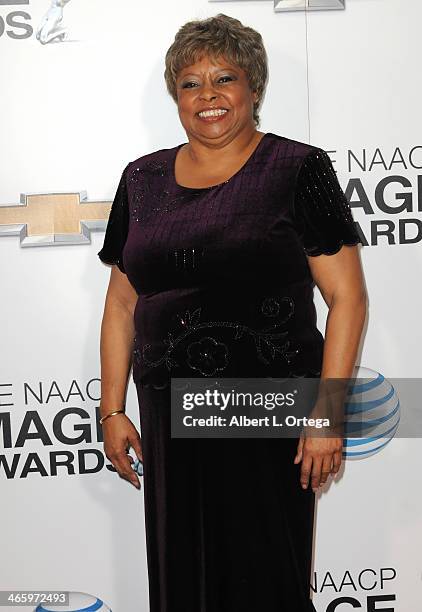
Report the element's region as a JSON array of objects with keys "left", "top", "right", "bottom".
[{"left": 172, "top": 132, "right": 271, "bottom": 191}]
